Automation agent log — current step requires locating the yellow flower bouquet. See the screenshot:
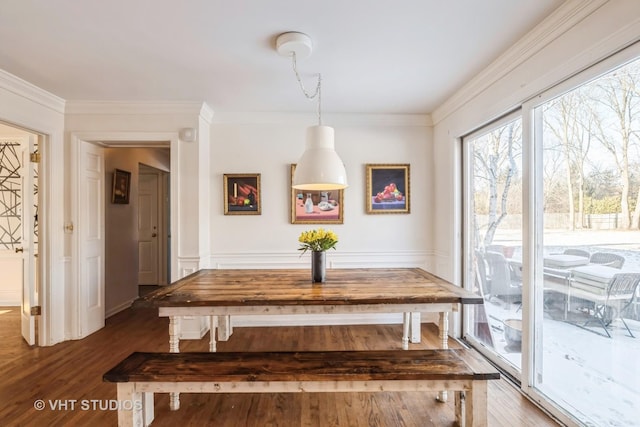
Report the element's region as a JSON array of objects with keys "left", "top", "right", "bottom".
[{"left": 298, "top": 228, "right": 338, "bottom": 255}]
